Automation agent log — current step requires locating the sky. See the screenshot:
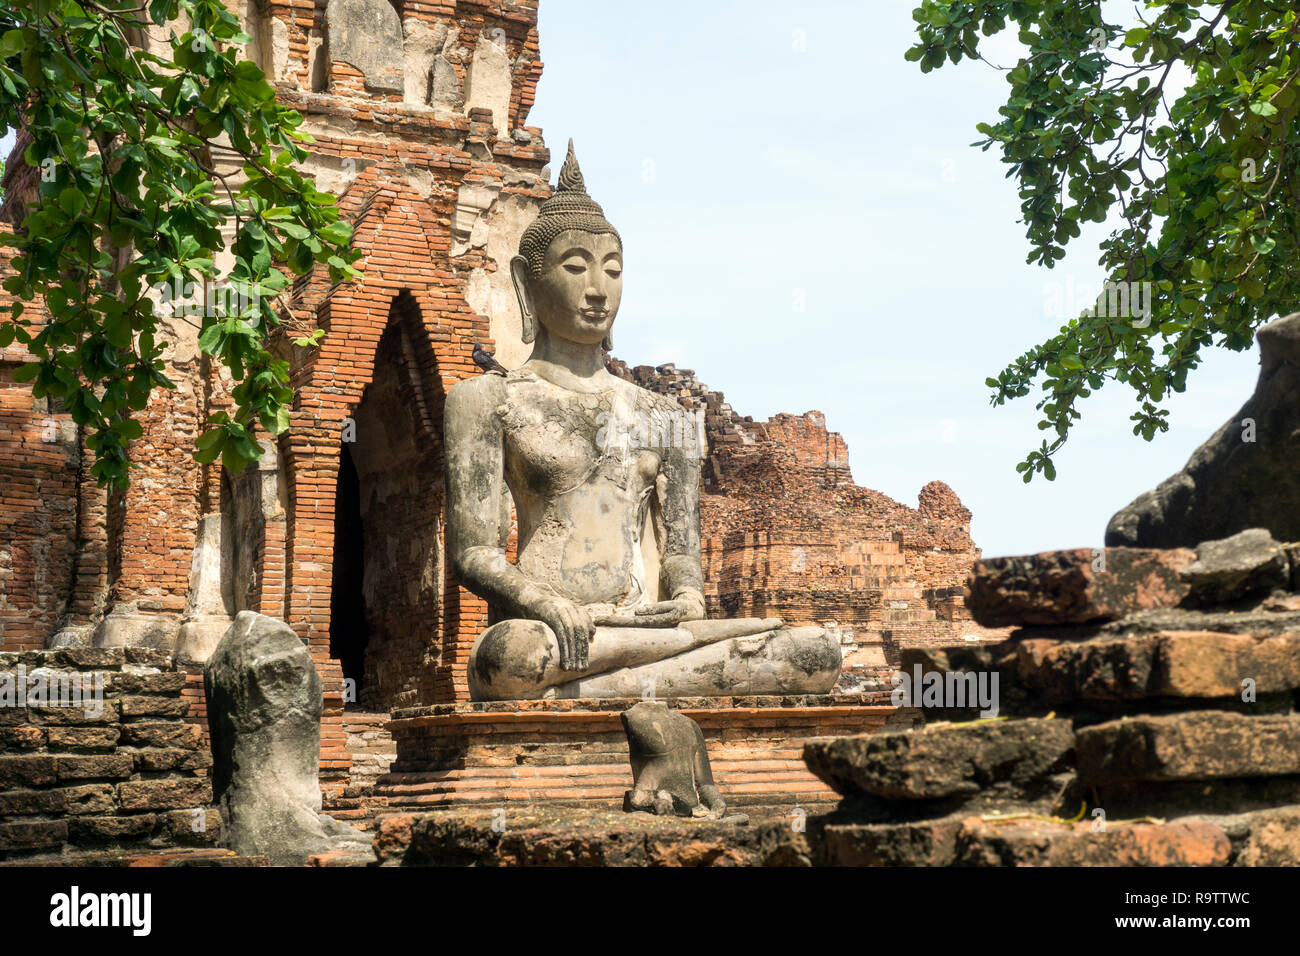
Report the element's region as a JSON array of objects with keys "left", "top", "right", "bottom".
[{"left": 527, "top": 0, "right": 1264, "bottom": 559}]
